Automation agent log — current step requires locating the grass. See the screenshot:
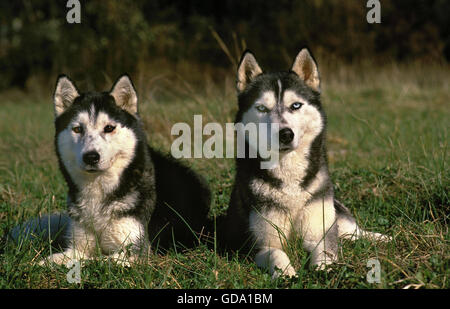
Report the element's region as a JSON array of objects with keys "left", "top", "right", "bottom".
[{"left": 0, "top": 63, "right": 448, "bottom": 289}]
